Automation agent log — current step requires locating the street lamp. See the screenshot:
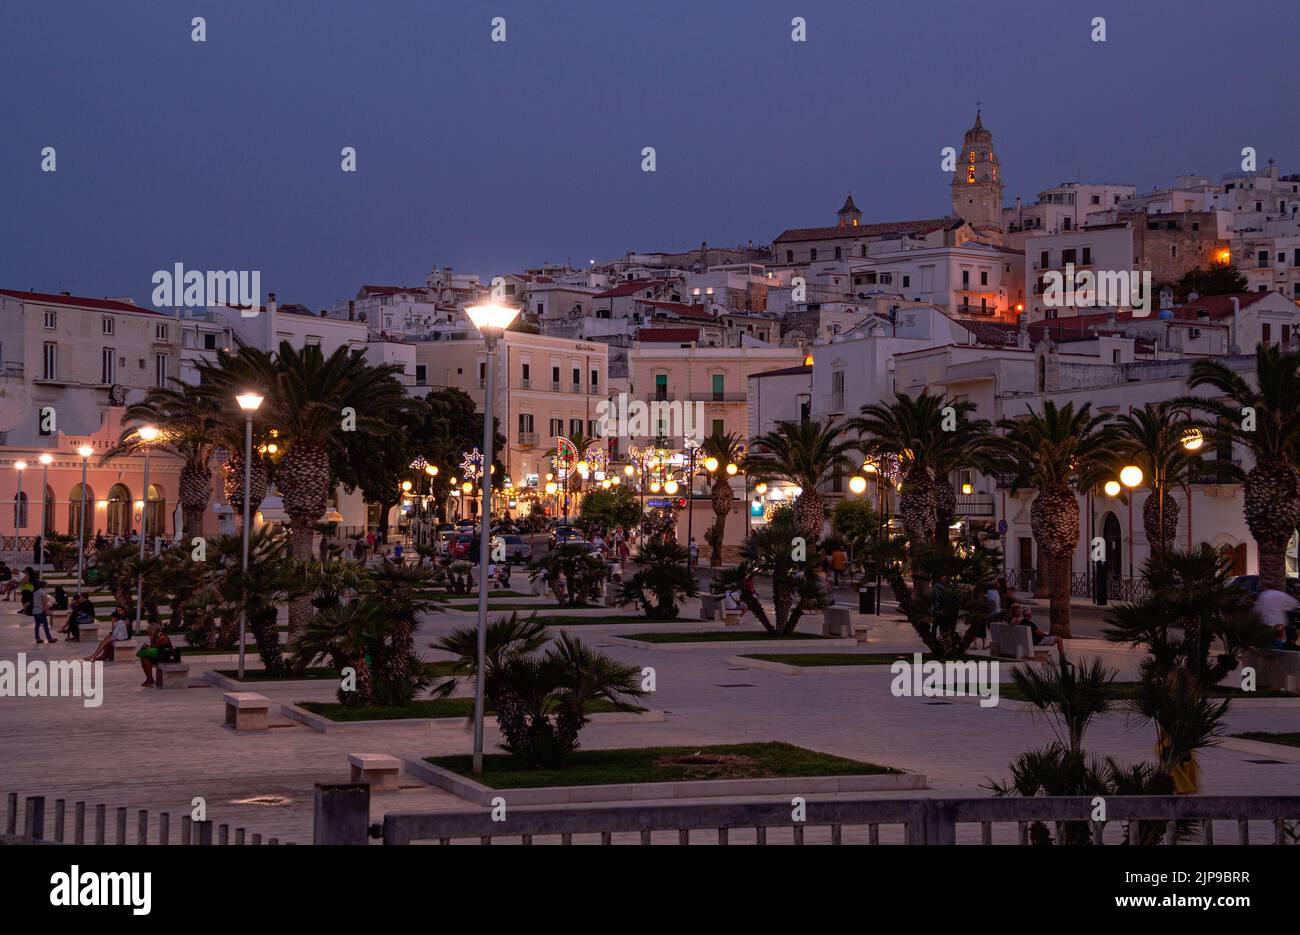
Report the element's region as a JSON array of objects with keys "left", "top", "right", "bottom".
[
  {"left": 1119, "top": 465, "right": 1143, "bottom": 489},
  {"left": 13, "top": 460, "right": 26, "bottom": 555},
  {"left": 134, "top": 425, "right": 159, "bottom": 634},
  {"left": 1180, "top": 428, "right": 1203, "bottom": 451},
  {"left": 465, "top": 302, "right": 520, "bottom": 776},
  {"left": 1103, "top": 480, "right": 1121, "bottom": 497},
  {"left": 37, "top": 454, "right": 51, "bottom": 568},
  {"left": 235, "top": 393, "right": 264, "bottom": 679},
  {"left": 848, "top": 474, "right": 868, "bottom": 495},
  {"left": 75, "top": 446, "right": 94, "bottom": 595}
]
